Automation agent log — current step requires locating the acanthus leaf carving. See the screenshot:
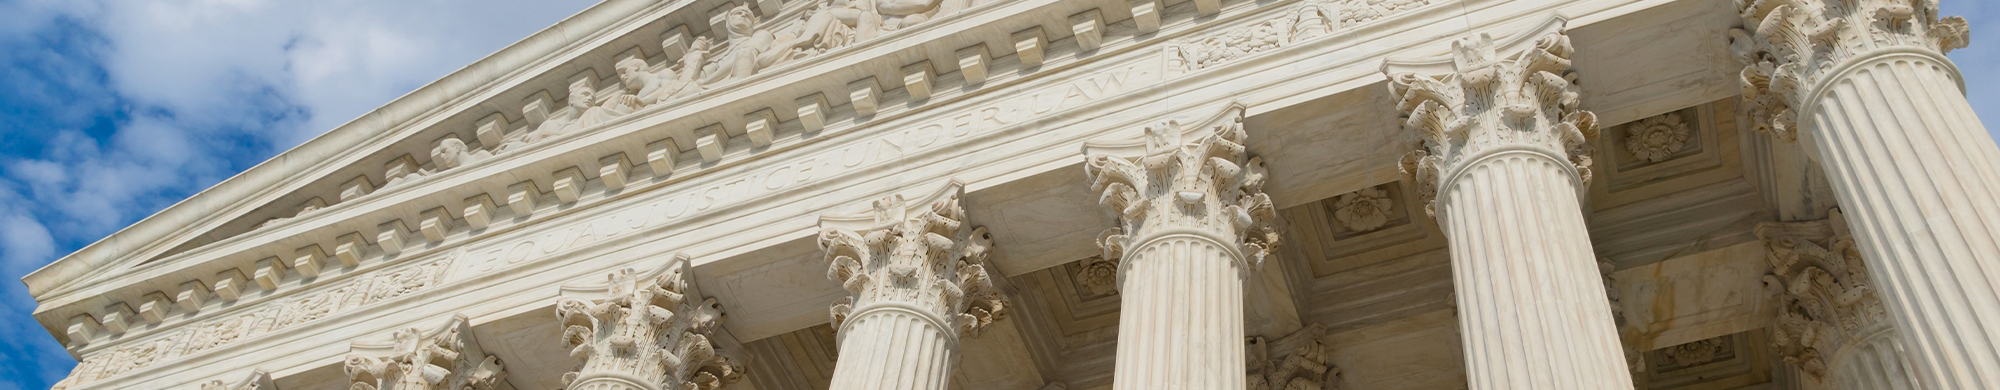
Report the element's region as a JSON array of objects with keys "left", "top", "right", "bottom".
[
  {"left": 1383, "top": 19, "right": 1596, "bottom": 217},
  {"left": 1756, "top": 209, "right": 1890, "bottom": 380},
  {"left": 1730, "top": 0, "right": 1971, "bottom": 142},
  {"left": 554, "top": 253, "right": 745, "bottom": 390},
  {"left": 816, "top": 181, "right": 1007, "bottom": 339},
  {"left": 1084, "top": 101, "right": 1278, "bottom": 271},
  {"left": 343, "top": 314, "right": 505, "bottom": 390}
]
